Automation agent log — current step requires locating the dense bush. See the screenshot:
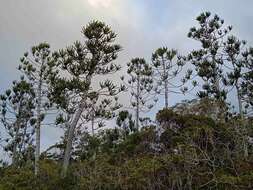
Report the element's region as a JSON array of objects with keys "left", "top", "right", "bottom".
[{"left": 0, "top": 109, "right": 252, "bottom": 189}]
